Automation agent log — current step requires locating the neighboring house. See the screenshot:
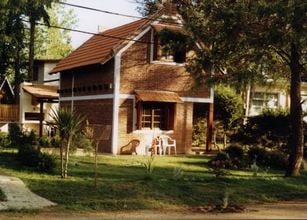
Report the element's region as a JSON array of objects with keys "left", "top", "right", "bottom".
[
  {"left": 0, "top": 78, "right": 18, "bottom": 132},
  {"left": 0, "top": 60, "right": 59, "bottom": 135},
  {"left": 19, "top": 59, "right": 59, "bottom": 136},
  {"left": 246, "top": 82, "right": 307, "bottom": 117},
  {"left": 50, "top": 15, "right": 214, "bottom": 154}
]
